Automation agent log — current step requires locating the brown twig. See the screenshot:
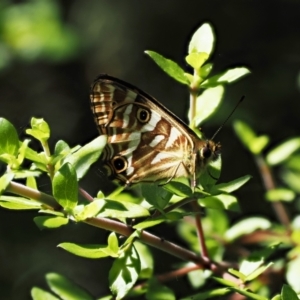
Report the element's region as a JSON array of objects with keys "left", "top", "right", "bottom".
[{"left": 254, "top": 155, "right": 291, "bottom": 230}]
